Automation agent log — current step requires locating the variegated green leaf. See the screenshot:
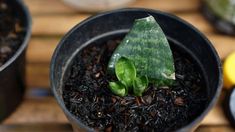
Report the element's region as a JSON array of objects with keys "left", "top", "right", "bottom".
[{"left": 108, "top": 16, "right": 175, "bottom": 86}]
